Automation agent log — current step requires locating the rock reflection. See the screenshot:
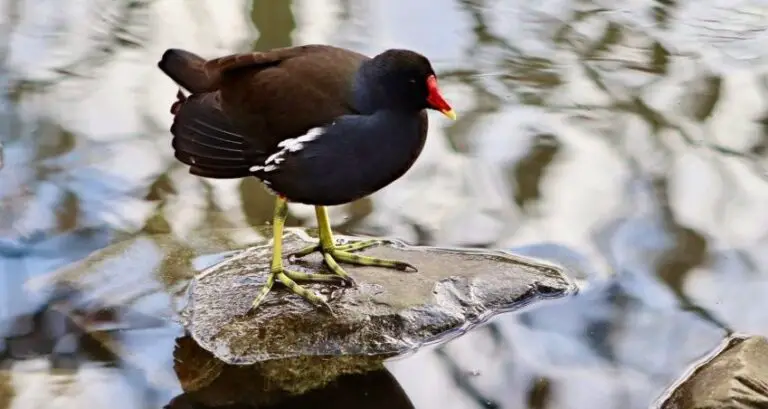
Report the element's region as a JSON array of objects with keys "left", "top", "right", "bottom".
[{"left": 168, "top": 335, "right": 415, "bottom": 409}]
